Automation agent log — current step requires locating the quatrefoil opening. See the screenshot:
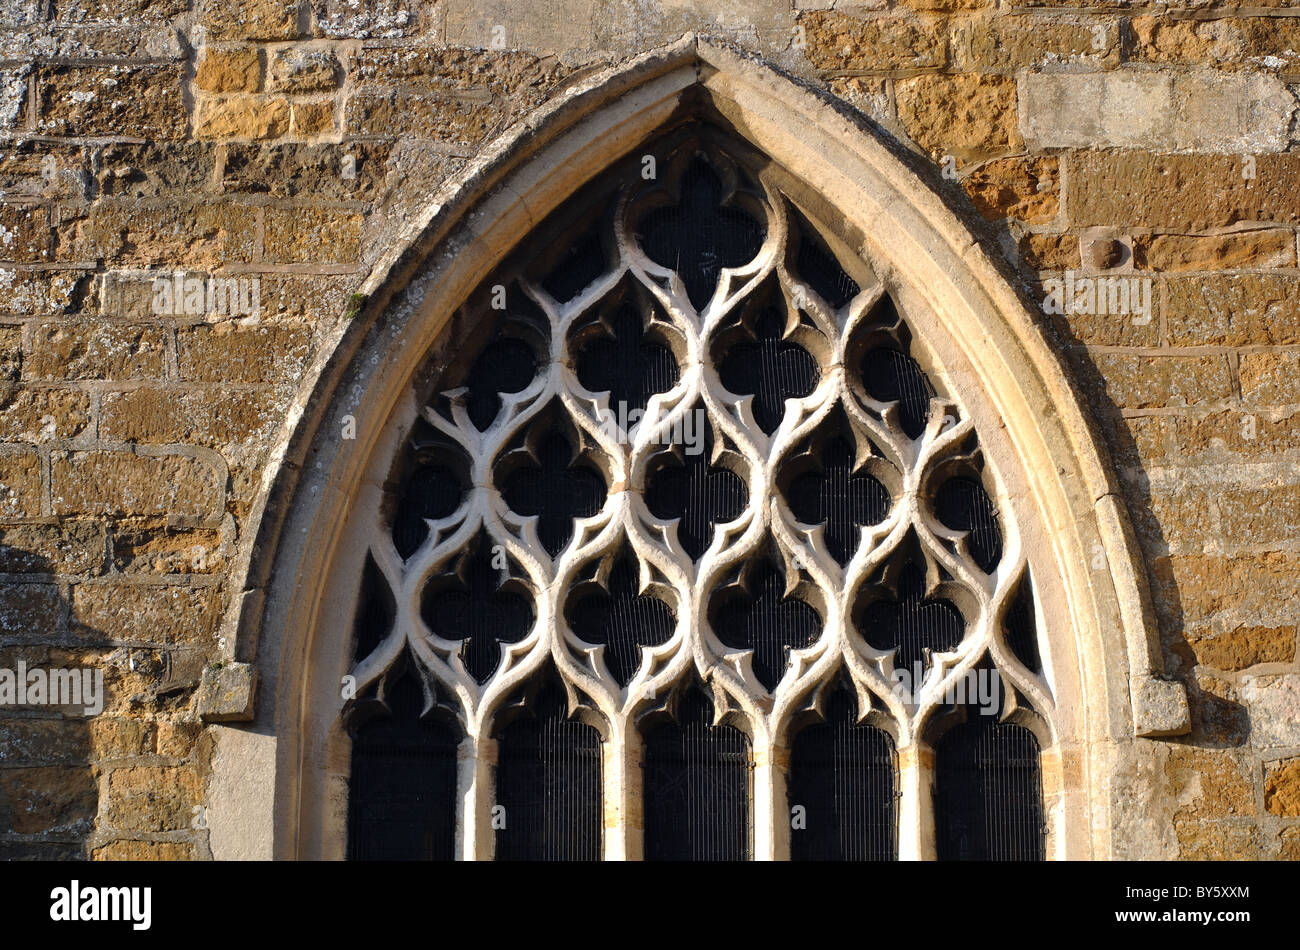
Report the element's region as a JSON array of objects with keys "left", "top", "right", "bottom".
[
  {"left": 634, "top": 154, "right": 766, "bottom": 312},
  {"left": 420, "top": 536, "right": 535, "bottom": 685},
  {"left": 643, "top": 410, "right": 749, "bottom": 561},
  {"left": 853, "top": 554, "right": 967, "bottom": 685},
  {"left": 496, "top": 410, "right": 609, "bottom": 558},
  {"left": 710, "top": 558, "right": 823, "bottom": 692},
  {"left": 715, "top": 284, "right": 823, "bottom": 435},
  {"left": 389, "top": 423, "right": 470, "bottom": 559},
  {"left": 570, "top": 281, "right": 681, "bottom": 414},
  {"left": 567, "top": 547, "right": 676, "bottom": 686},
  {"left": 778, "top": 409, "right": 894, "bottom": 566}
]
